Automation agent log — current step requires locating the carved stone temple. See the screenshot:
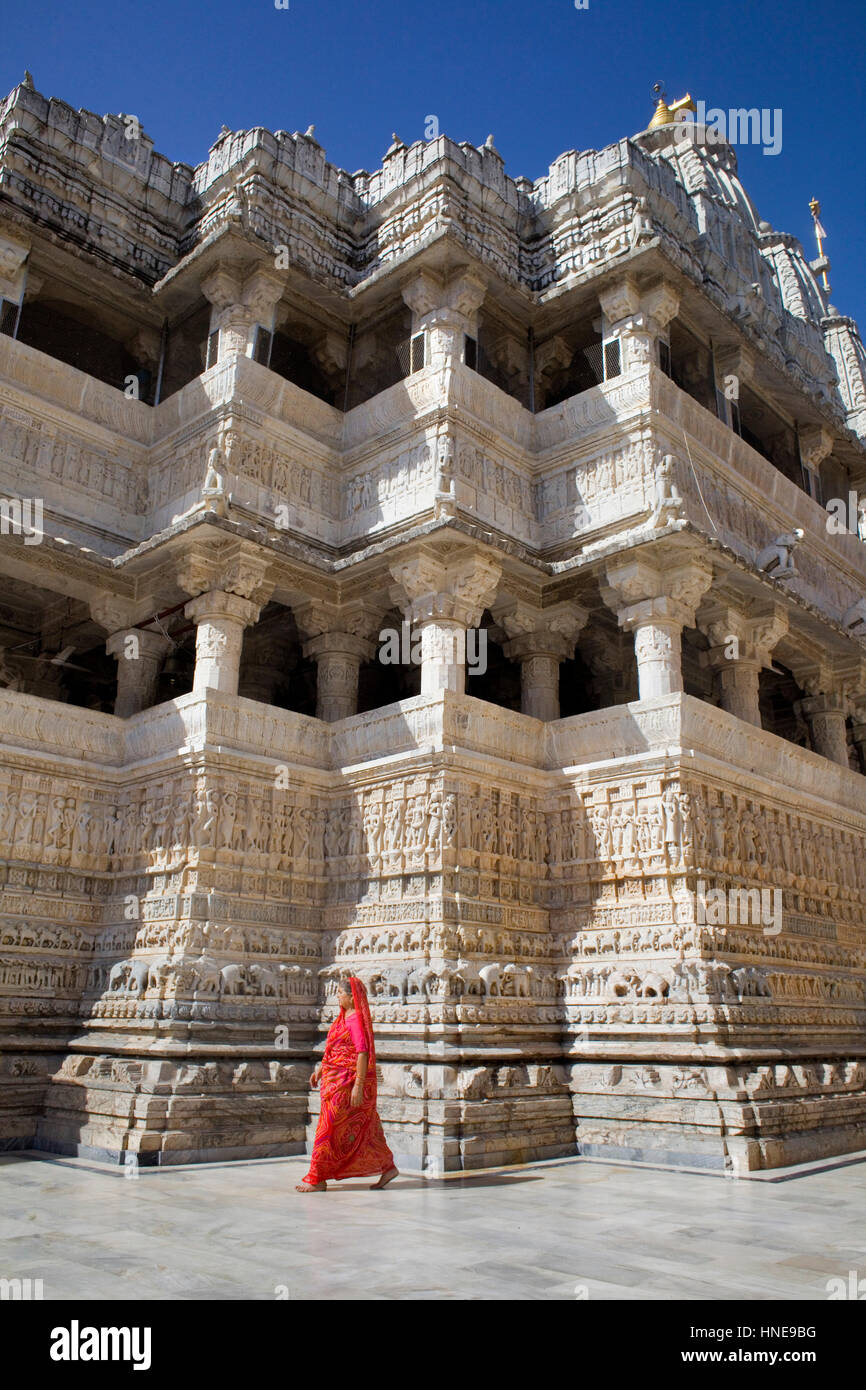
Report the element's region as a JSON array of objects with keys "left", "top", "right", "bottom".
[{"left": 2, "top": 79, "right": 866, "bottom": 1176}]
